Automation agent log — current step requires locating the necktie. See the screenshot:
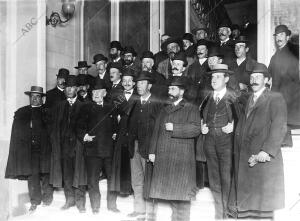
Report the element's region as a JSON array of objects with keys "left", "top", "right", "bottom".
[
  {"left": 247, "top": 95, "right": 257, "bottom": 117},
  {"left": 113, "top": 84, "right": 117, "bottom": 88},
  {"left": 215, "top": 94, "right": 220, "bottom": 104}
]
